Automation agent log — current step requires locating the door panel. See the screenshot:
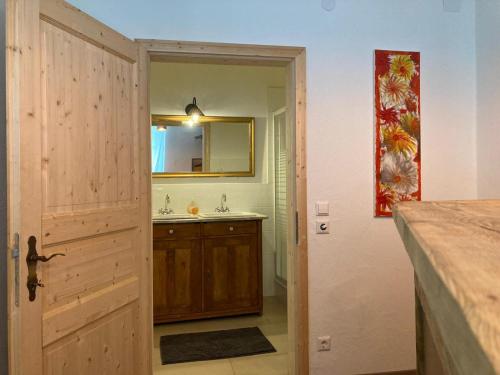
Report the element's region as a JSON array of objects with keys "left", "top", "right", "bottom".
[
  {"left": 40, "top": 20, "right": 137, "bottom": 214},
  {"left": 43, "top": 305, "right": 135, "bottom": 374},
  {"left": 42, "top": 230, "right": 136, "bottom": 313},
  {"left": 204, "top": 236, "right": 260, "bottom": 311},
  {"left": 153, "top": 240, "right": 202, "bottom": 319},
  {"left": 7, "top": 1, "right": 152, "bottom": 374}
]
